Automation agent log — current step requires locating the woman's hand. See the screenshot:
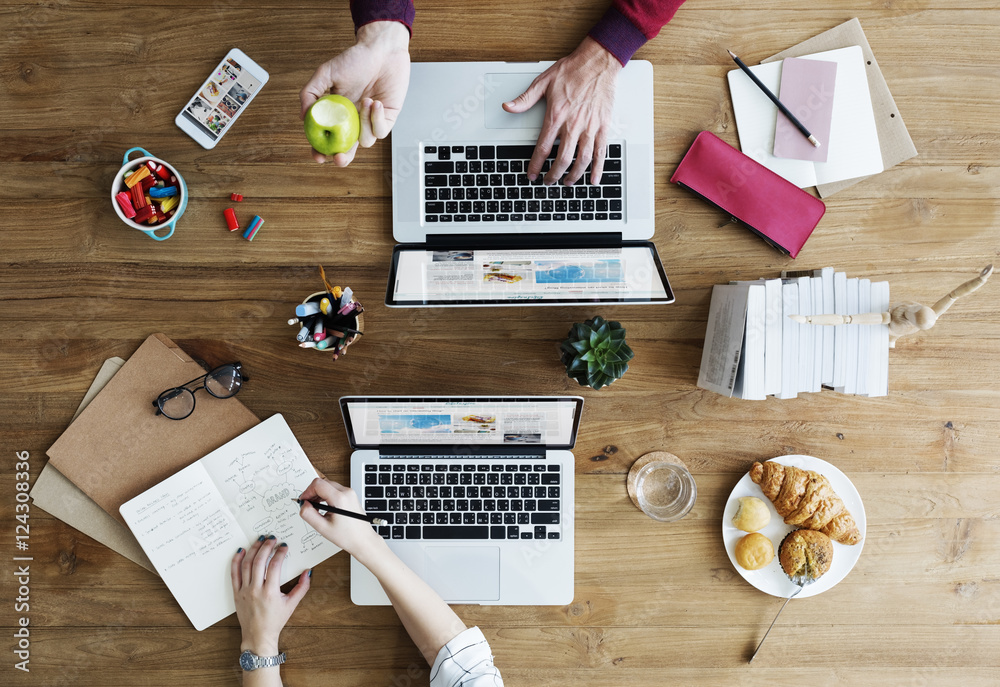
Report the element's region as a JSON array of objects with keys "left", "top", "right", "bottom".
[
  {"left": 297, "top": 478, "right": 386, "bottom": 565},
  {"left": 231, "top": 535, "right": 311, "bottom": 656},
  {"left": 299, "top": 21, "right": 411, "bottom": 166}
]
